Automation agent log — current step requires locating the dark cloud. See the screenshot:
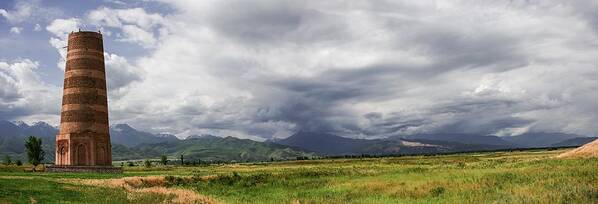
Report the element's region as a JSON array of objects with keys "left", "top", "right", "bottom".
[
  {"left": 206, "top": 0, "right": 350, "bottom": 46},
  {"left": 7, "top": 1, "right": 598, "bottom": 139}
]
